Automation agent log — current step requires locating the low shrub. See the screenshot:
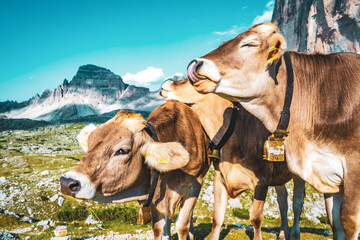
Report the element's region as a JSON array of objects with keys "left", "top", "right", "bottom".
[
  {"left": 92, "top": 205, "right": 138, "bottom": 223},
  {"left": 317, "top": 215, "right": 329, "bottom": 224},
  {"left": 57, "top": 200, "right": 138, "bottom": 223},
  {"left": 232, "top": 207, "right": 250, "bottom": 219},
  {"left": 57, "top": 202, "right": 88, "bottom": 221}
]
